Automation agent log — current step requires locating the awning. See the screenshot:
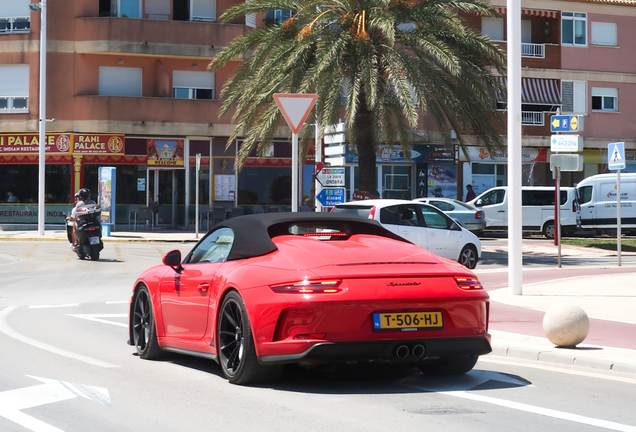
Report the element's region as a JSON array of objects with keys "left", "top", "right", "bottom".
[
  {"left": 494, "top": 7, "right": 559, "bottom": 18},
  {"left": 496, "top": 77, "right": 561, "bottom": 105}
]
